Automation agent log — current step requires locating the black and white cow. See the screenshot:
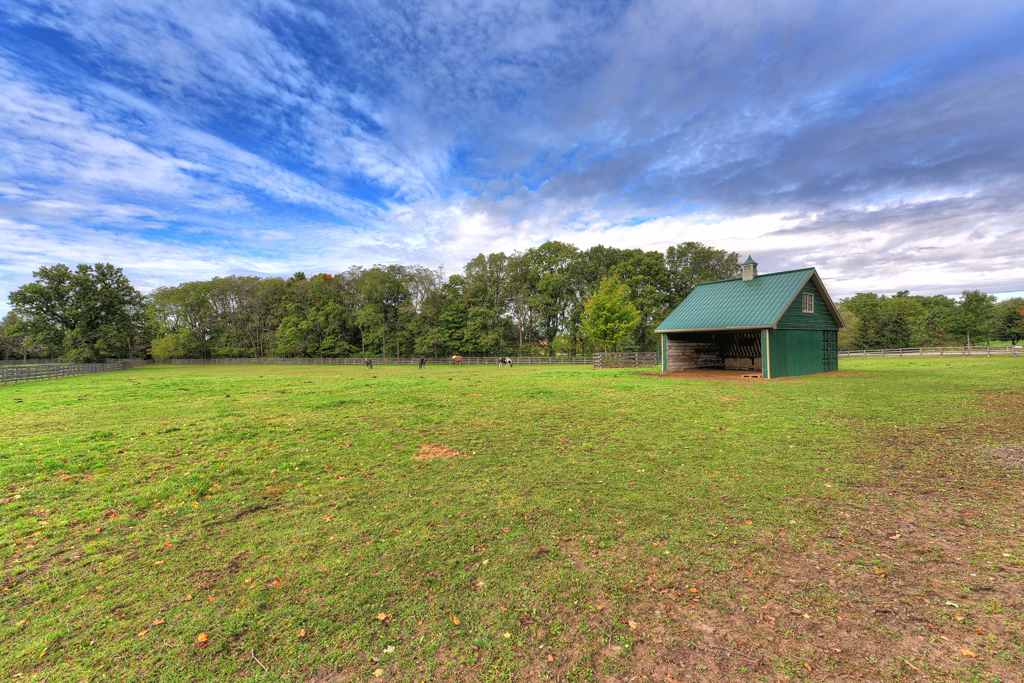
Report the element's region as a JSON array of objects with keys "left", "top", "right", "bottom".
[{"left": 497, "top": 356, "right": 514, "bottom": 368}]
